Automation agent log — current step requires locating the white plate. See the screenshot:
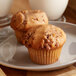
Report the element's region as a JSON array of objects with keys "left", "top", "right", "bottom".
[{"left": 0, "top": 21, "right": 76, "bottom": 71}]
